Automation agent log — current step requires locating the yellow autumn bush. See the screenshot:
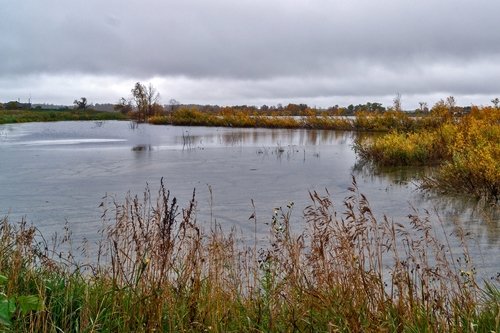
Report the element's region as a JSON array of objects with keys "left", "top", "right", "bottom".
[
  {"left": 437, "top": 116, "right": 500, "bottom": 199},
  {"left": 355, "top": 130, "right": 445, "bottom": 166},
  {"left": 356, "top": 105, "right": 500, "bottom": 200}
]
